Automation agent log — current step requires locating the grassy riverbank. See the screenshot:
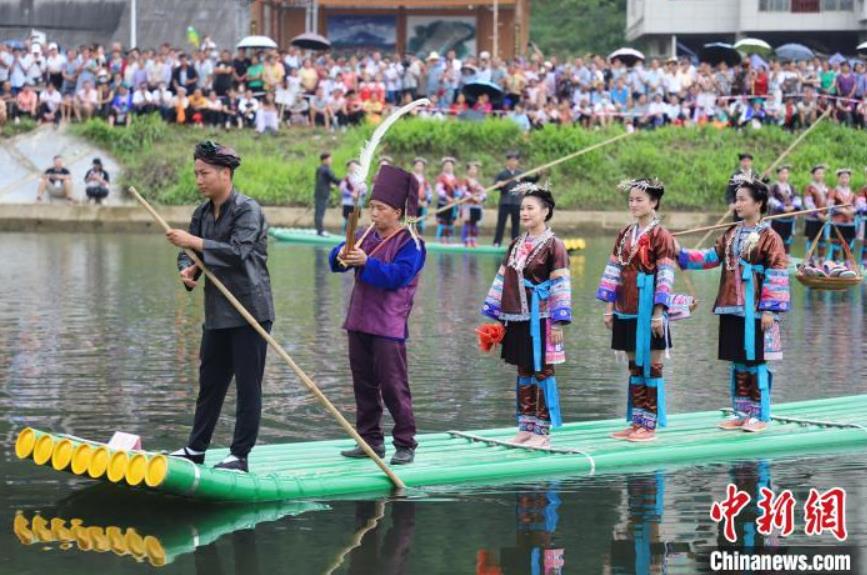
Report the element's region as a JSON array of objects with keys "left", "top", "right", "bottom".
[{"left": 73, "top": 114, "right": 867, "bottom": 210}]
